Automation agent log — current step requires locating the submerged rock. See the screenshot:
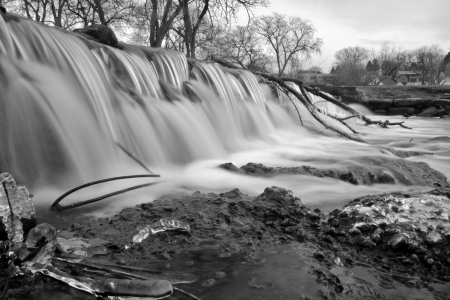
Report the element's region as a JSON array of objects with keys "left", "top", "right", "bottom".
[
  {"left": 427, "top": 136, "right": 450, "bottom": 143},
  {"left": 219, "top": 159, "right": 449, "bottom": 188},
  {"left": 418, "top": 106, "right": 448, "bottom": 117}
]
